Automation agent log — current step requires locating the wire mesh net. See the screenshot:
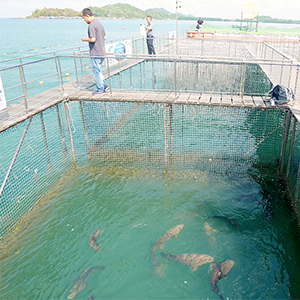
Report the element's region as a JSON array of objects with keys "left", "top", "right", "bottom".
[
  {"left": 2, "top": 98, "right": 299, "bottom": 240},
  {"left": 1, "top": 35, "right": 300, "bottom": 241}
]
